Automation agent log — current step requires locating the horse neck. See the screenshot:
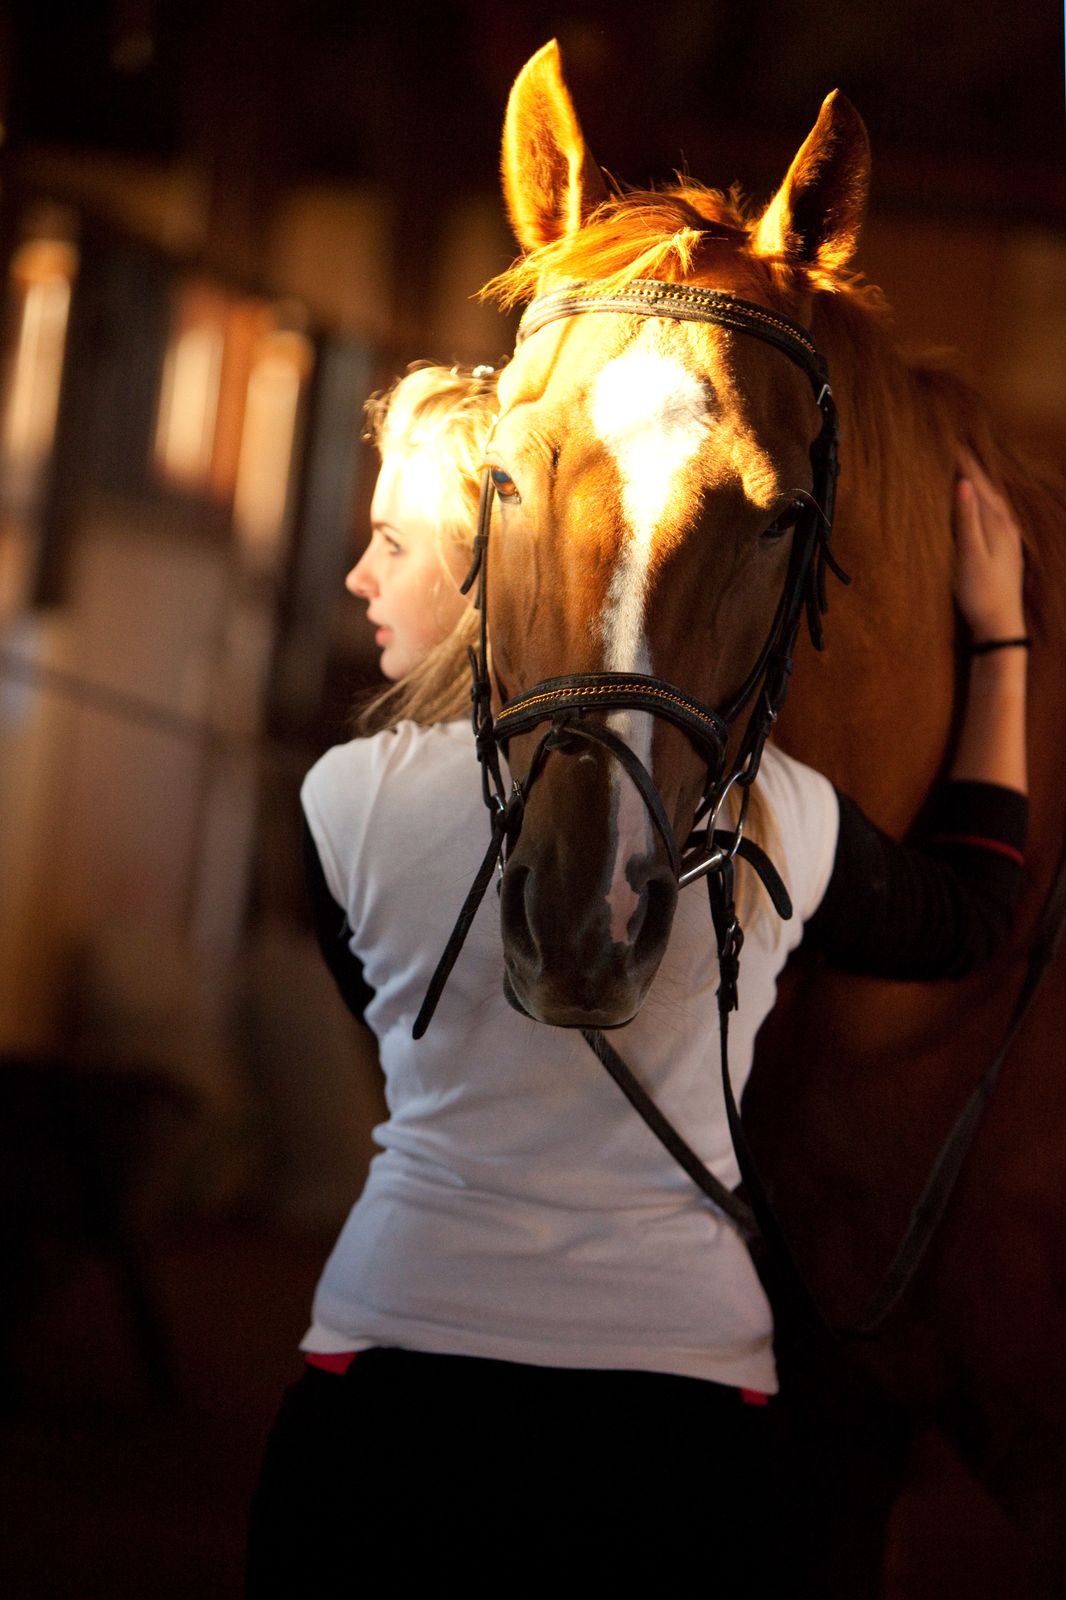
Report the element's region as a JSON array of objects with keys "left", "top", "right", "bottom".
[
  {"left": 776, "top": 294, "right": 959, "bottom": 831},
  {"left": 780, "top": 285, "right": 1066, "bottom": 853}
]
